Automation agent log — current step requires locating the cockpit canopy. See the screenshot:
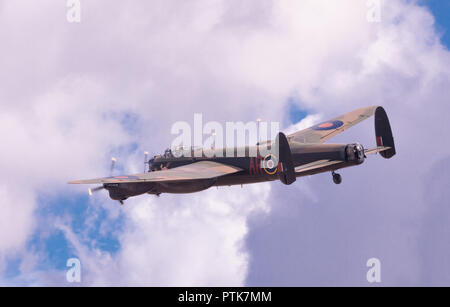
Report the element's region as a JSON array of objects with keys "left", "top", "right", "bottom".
[{"left": 163, "top": 148, "right": 174, "bottom": 158}]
